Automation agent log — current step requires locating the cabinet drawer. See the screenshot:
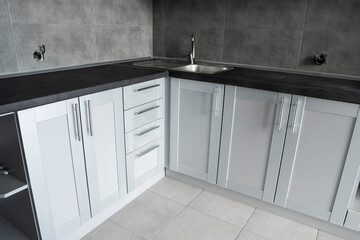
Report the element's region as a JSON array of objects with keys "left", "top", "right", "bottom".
[
  {"left": 126, "top": 137, "right": 164, "bottom": 192},
  {"left": 124, "top": 99, "right": 165, "bottom": 133},
  {"left": 125, "top": 119, "right": 164, "bottom": 154},
  {"left": 123, "top": 78, "right": 165, "bottom": 110}
]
